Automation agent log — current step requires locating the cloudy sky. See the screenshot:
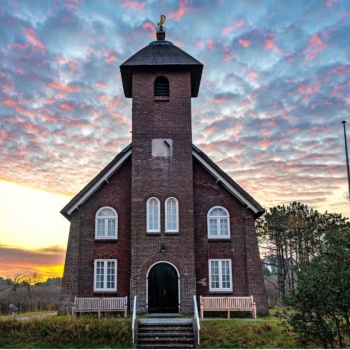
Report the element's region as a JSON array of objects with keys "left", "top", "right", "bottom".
[{"left": 1, "top": 0, "right": 350, "bottom": 279}]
